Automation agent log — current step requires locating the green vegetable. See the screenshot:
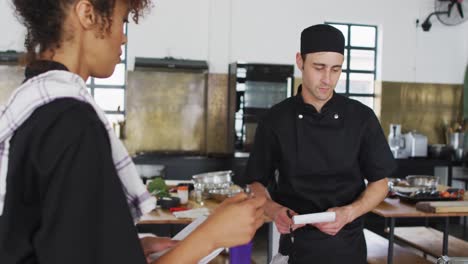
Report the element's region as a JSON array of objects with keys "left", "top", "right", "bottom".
[{"left": 147, "top": 177, "right": 170, "bottom": 198}]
